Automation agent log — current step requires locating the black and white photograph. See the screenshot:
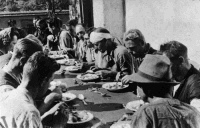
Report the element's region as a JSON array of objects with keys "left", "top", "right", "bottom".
[{"left": 0, "top": 0, "right": 200, "bottom": 128}]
